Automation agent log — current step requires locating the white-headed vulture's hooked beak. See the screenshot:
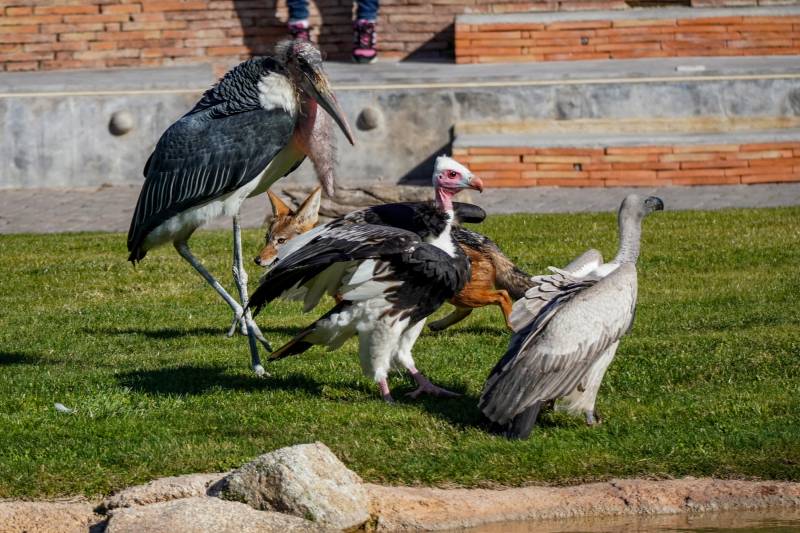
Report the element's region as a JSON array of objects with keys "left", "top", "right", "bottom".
[{"left": 468, "top": 176, "right": 484, "bottom": 193}]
